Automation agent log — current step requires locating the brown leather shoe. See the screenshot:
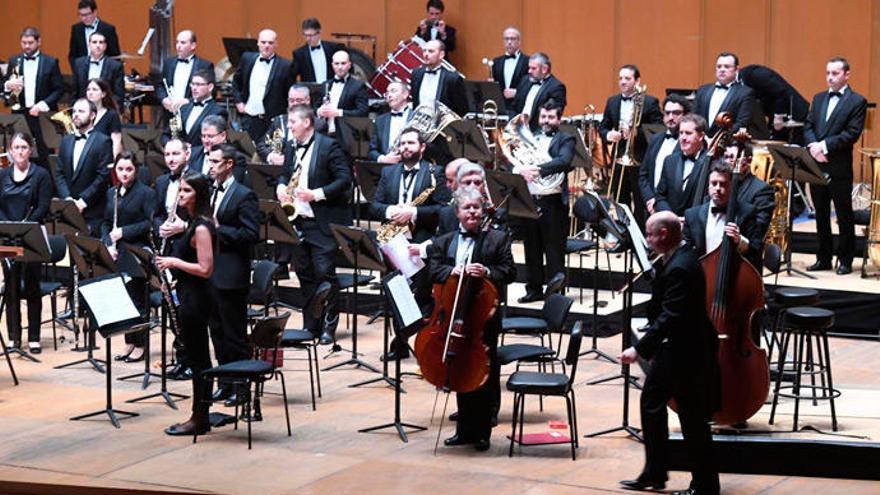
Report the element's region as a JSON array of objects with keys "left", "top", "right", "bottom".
[{"left": 164, "top": 418, "right": 210, "bottom": 436}]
